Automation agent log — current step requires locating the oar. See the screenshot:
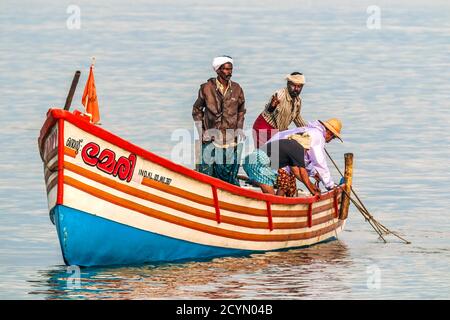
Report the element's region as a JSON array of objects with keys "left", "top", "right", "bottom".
[
  {"left": 325, "top": 148, "right": 411, "bottom": 244},
  {"left": 64, "top": 70, "right": 81, "bottom": 111}
]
